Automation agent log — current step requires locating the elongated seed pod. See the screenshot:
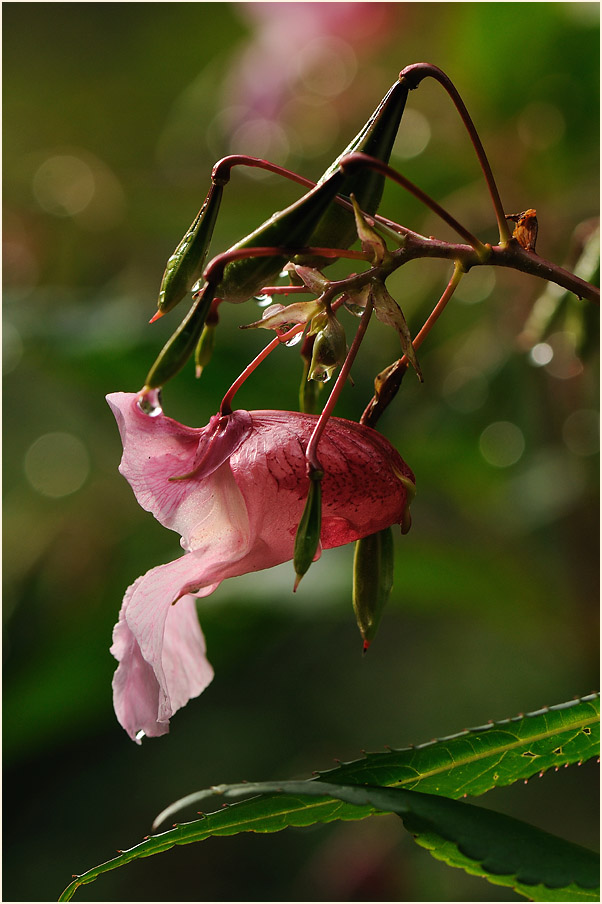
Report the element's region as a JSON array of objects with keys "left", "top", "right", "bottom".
[
  {"left": 216, "top": 77, "right": 410, "bottom": 303},
  {"left": 293, "top": 475, "right": 323, "bottom": 590},
  {"left": 353, "top": 526, "right": 394, "bottom": 651},
  {"left": 306, "top": 78, "right": 410, "bottom": 256},
  {"left": 144, "top": 284, "right": 215, "bottom": 389}
]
